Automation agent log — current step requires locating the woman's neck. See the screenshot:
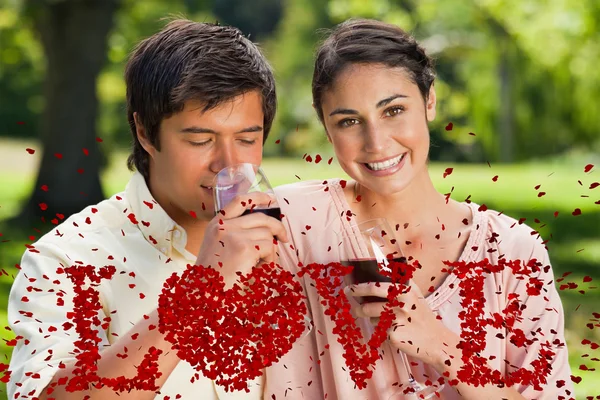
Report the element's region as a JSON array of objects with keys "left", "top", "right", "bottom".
[{"left": 348, "top": 168, "right": 471, "bottom": 244}]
